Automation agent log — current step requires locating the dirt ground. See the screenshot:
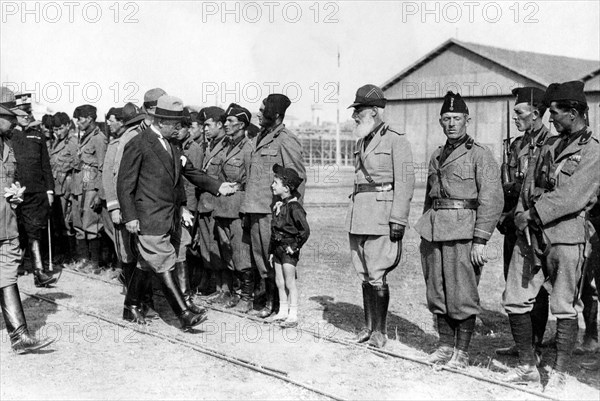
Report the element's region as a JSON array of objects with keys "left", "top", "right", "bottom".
[{"left": 1, "top": 169, "right": 599, "bottom": 400}]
